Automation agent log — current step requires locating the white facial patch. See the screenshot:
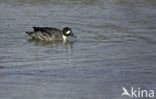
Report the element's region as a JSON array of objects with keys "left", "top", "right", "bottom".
[{"left": 66, "top": 30, "right": 71, "bottom": 35}]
